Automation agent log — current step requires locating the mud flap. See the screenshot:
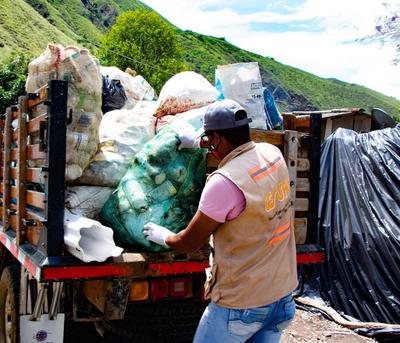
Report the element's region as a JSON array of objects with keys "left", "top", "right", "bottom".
[{"left": 20, "top": 314, "right": 65, "bottom": 343}]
